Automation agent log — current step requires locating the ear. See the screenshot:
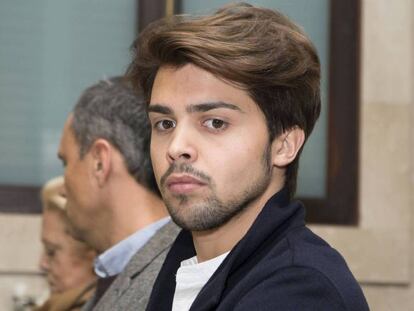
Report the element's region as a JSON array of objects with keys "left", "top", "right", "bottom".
[
  {"left": 271, "top": 127, "right": 305, "bottom": 168},
  {"left": 89, "top": 139, "right": 112, "bottom": 187}
]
